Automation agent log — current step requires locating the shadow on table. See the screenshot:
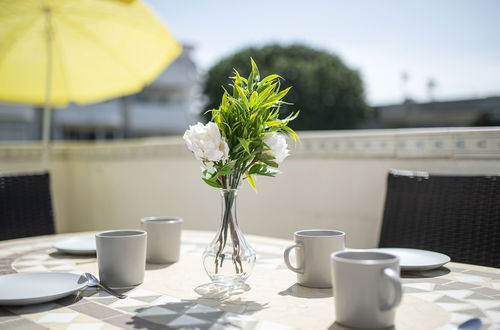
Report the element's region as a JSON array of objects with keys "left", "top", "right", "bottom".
[
  {"left": 278, "top": 283, "right": 333, "bottom": 299},
  {"left": 401, "top": 266, "right": 450, "bottom": 279},
  {"left": 48, "top": 251, "right": 96, "bottom": 262},
  {"left": 328, "top": 322, "right": 395, "bottom": 330},
  {"left": 189, "top": 283, "right": 269, "bottom": 315},
  {"left": 145, "top": 263, "right": 174, "bottom": 271}
]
